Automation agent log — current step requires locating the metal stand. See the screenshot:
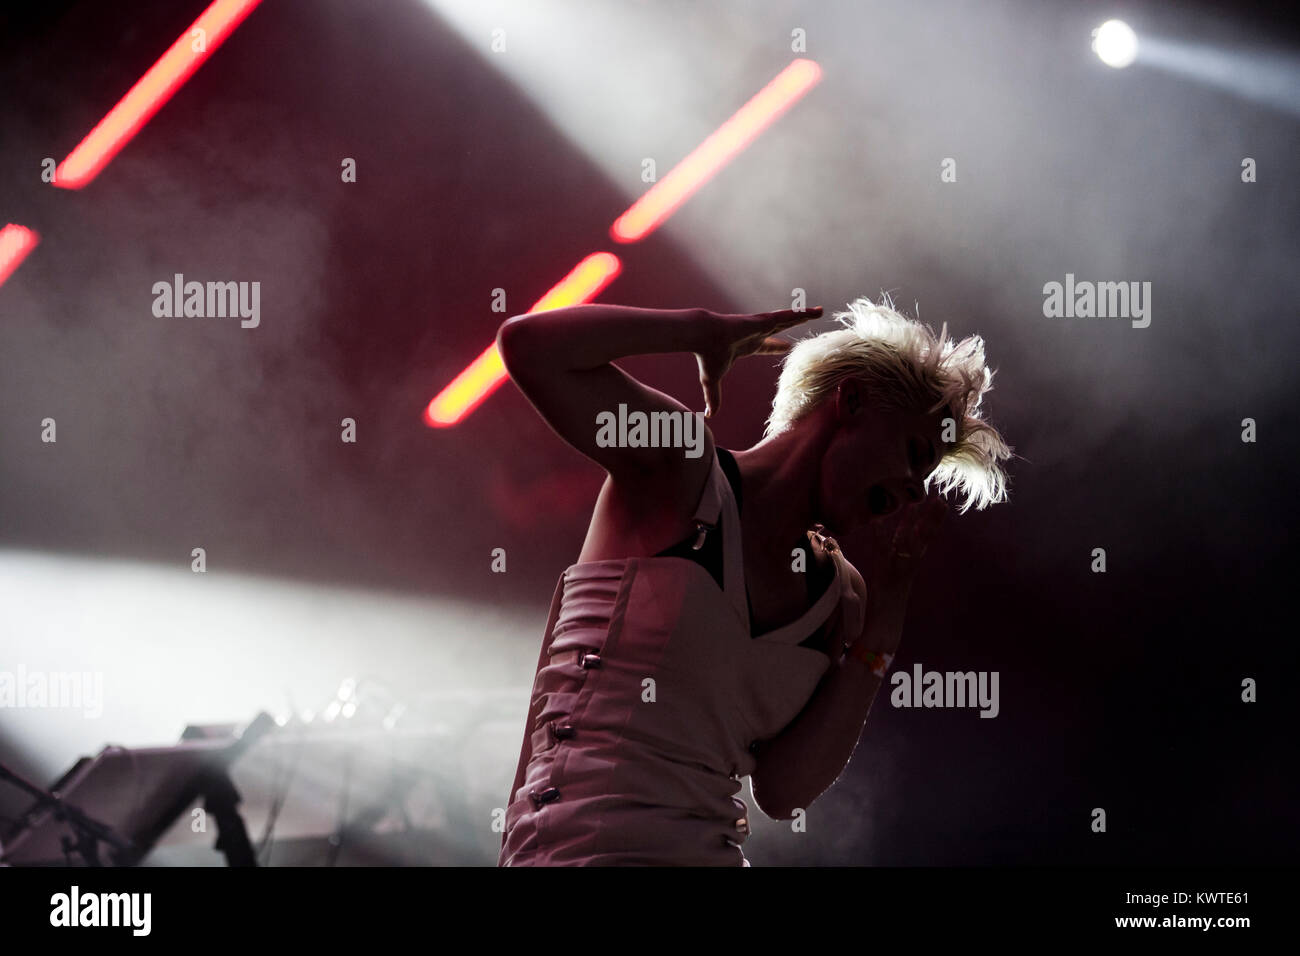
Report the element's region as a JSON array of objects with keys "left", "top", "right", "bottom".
[{"left": 0, "top": 761, "right": 134, "bottom": 866}]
